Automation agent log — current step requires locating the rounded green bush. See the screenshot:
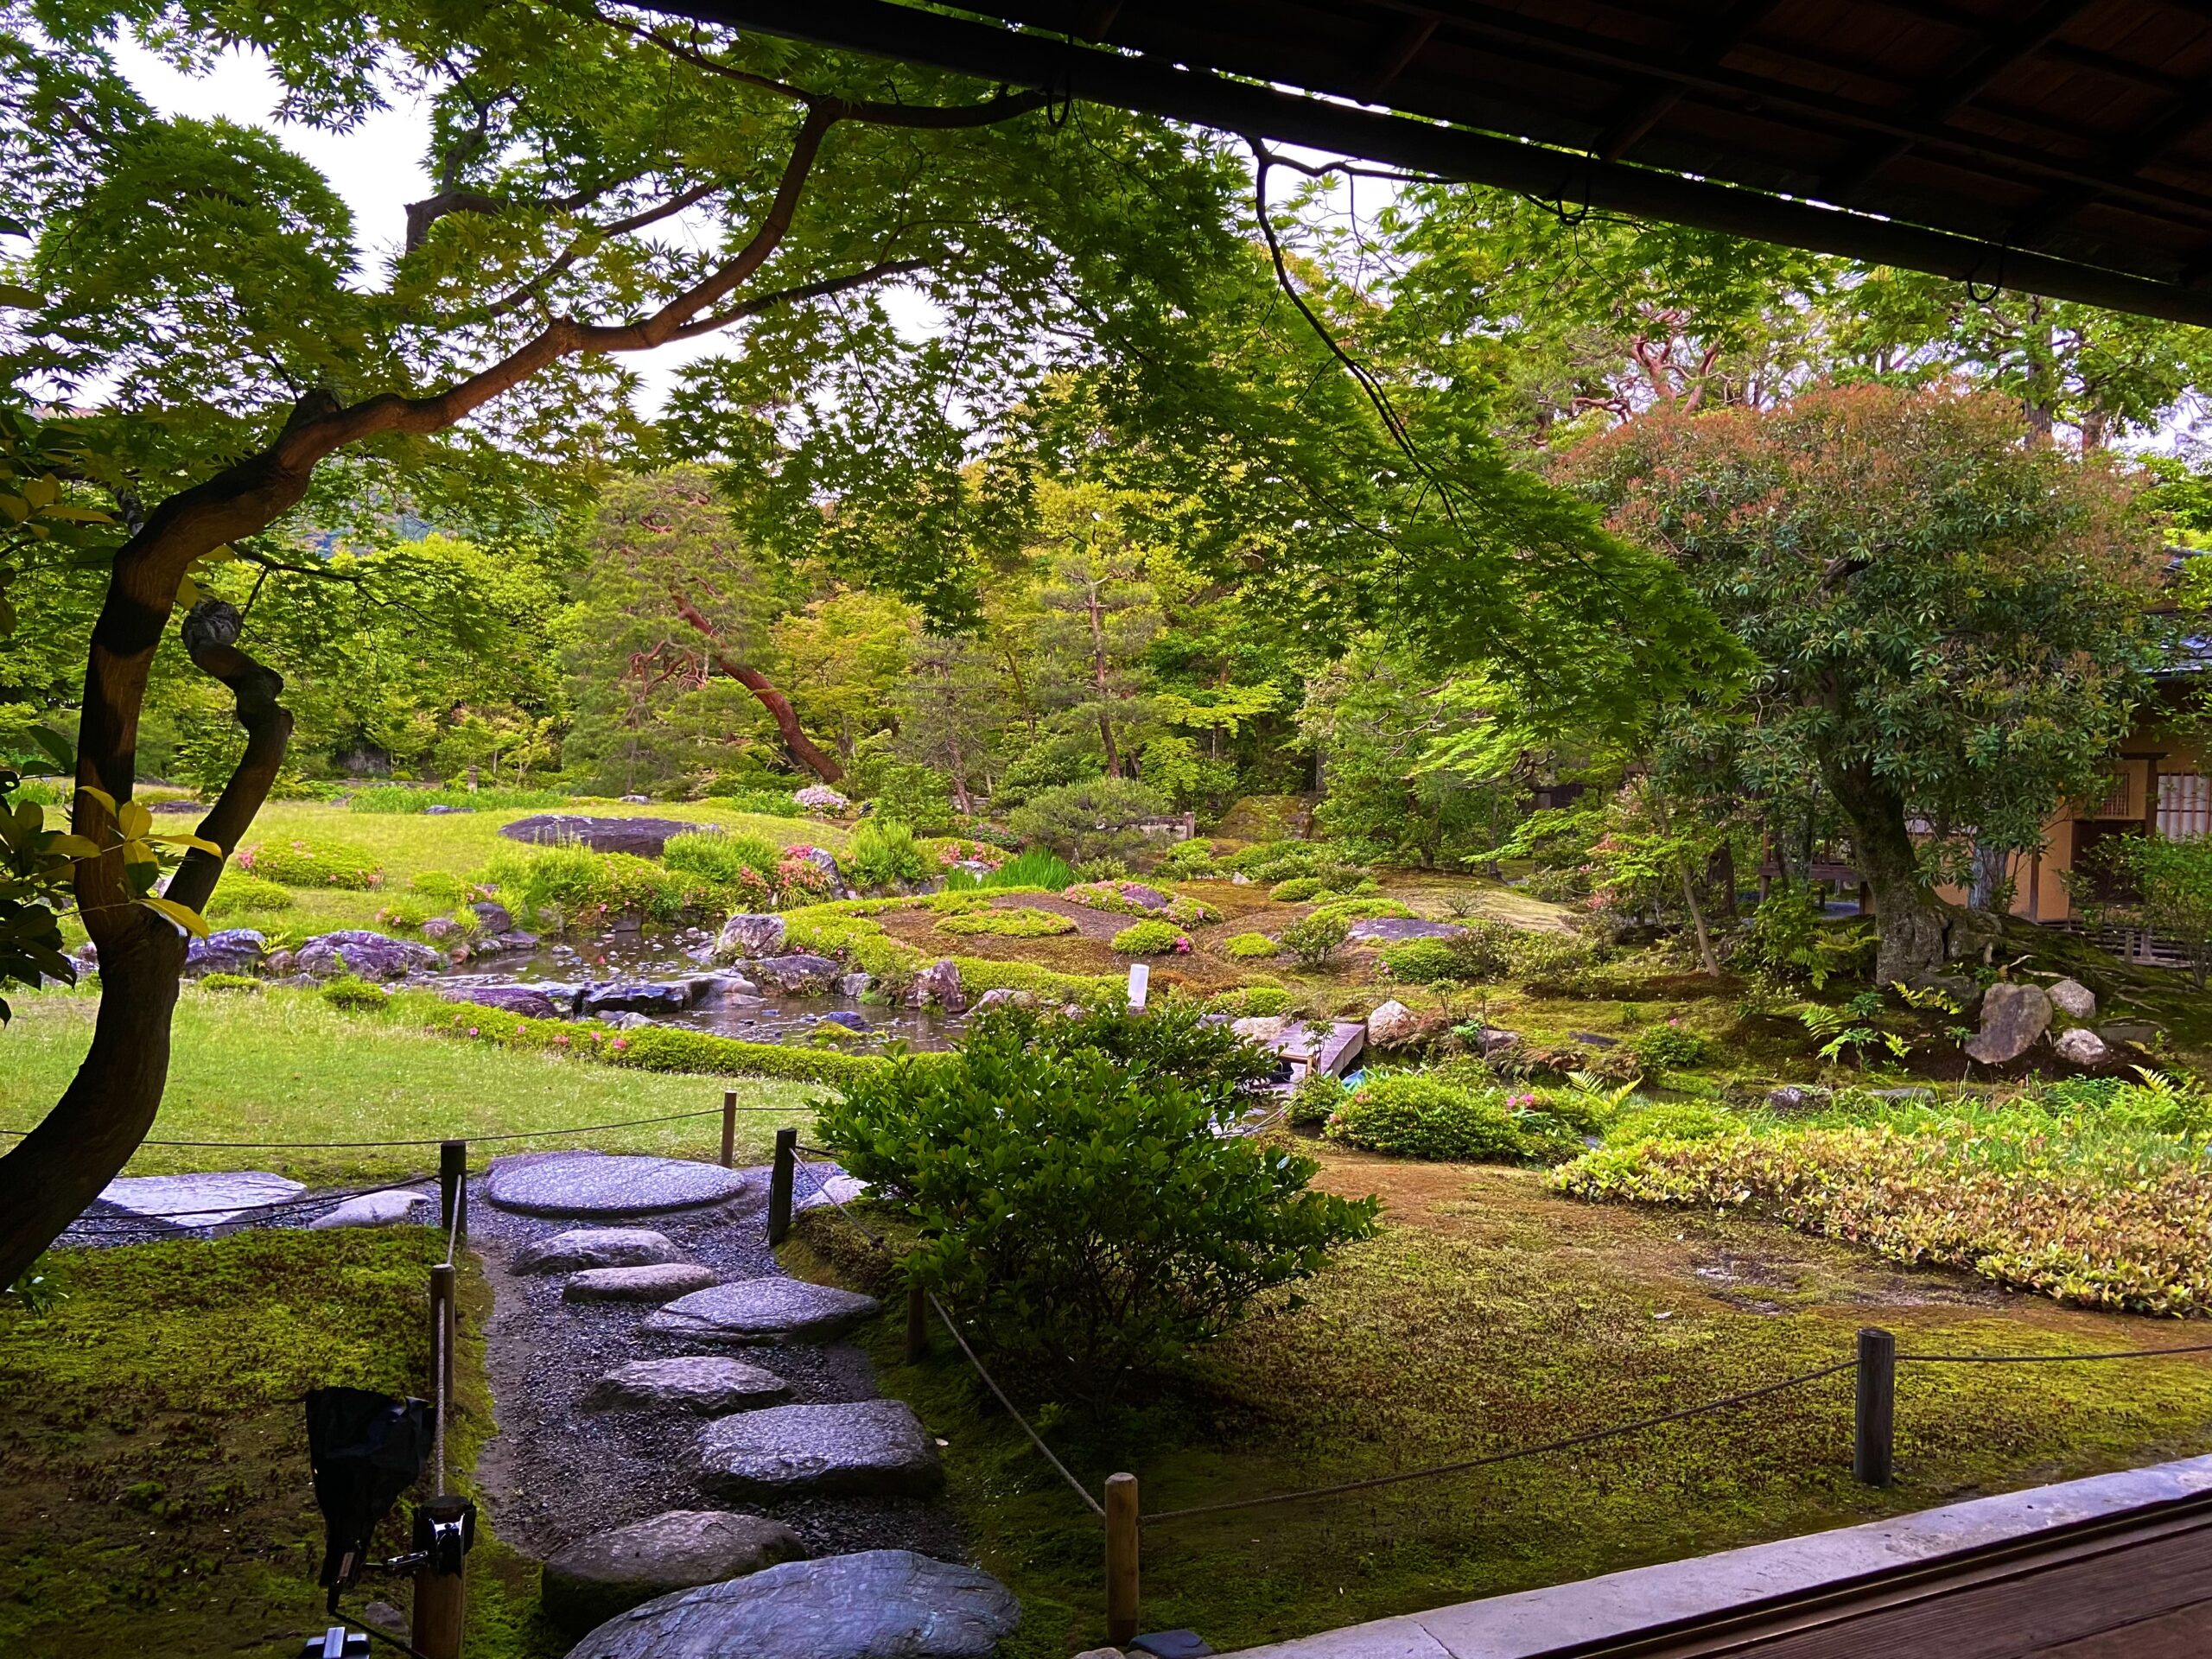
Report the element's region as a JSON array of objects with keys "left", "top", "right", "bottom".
[
  {"left": 1381, "top": 936, "right": 1472, "bottom": 984},
  {"left": 1224, "top": 931, "right": 1280, "bottom": 960},
  {"left": 1630, "top": 1021, "right": 1714, "bottom": 1072},
  {"left": 1608, "top": 1101, "right": 1737, "bottom": 1144},
  {"left": 1269, "top": 876, "right": 1326, "bottom": 902},
  {"left": 320, "top": 976, "right": 390, "bottom": 1011},
  {"left": 662, "top": 830, "right": 781, "bottom": 888},
  {"left": 237, "top": 837, "right": 383, "bottom": 890},
  {"left": 194, "top": 971, "right": 262, "bottom": 993},
  {"left": 1325, "top": 1074, "right": 1535, "bottom": 1162},
  {"left": 1310, "top": 897, "right": 1414, "bottom": 925},
  {"left": 938, "top": 906, "right": 1077, "bottom": 938},
  {"left": 1113, "top": 918, "right": 1188, "bottom": 955},
  {"left": 205, "top": 873, "right": 295, "bottom": 918}
]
